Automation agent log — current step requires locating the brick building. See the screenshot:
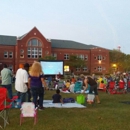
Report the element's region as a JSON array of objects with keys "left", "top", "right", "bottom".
[{"left": 0, "top": 27, "right": 109, "bottom": 75}]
